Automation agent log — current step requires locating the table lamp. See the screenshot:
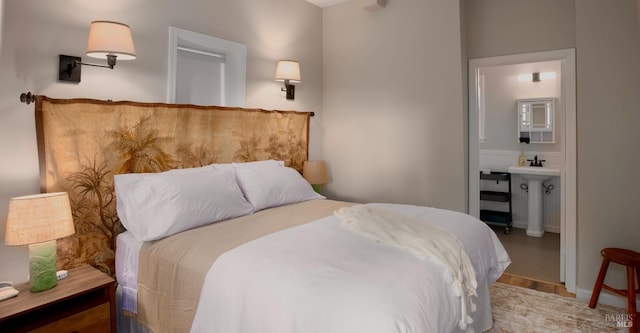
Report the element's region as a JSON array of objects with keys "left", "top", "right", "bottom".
[
  {"left": 5, "top": 192, "right": 75, "bottom": 292},
  {"left": 303, "top": 160, "right": 329, "bottom": 194}
]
